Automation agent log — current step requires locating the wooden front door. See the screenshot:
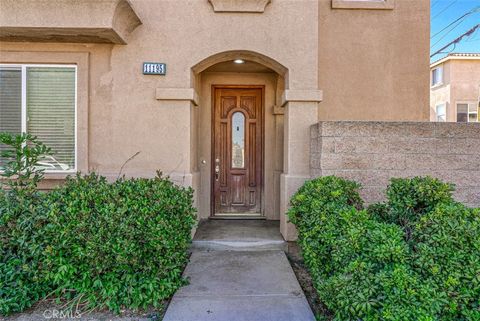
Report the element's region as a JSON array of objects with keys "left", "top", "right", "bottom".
[{"left": 212, "top": 86, "right": 263, "bottom": 216}]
